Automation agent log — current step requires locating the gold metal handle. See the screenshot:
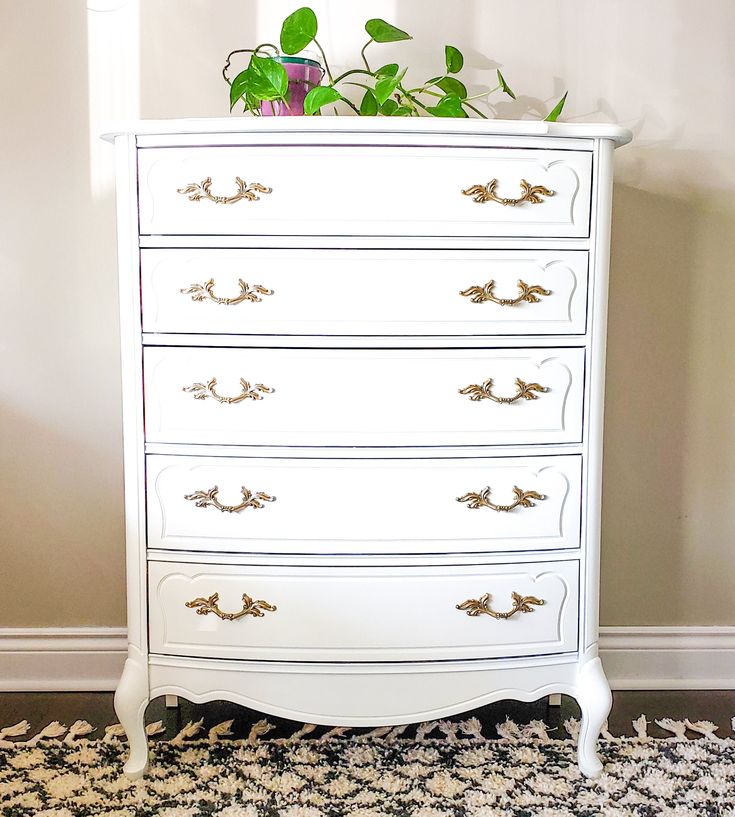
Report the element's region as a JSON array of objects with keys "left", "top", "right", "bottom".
[
  {"left": 185, "top": 592, "right": 276, "bottom": 621},
  {"left": 456, "top": 592, "right": 545, "bottom": 620},
  {"left": 180, "top": 279, "right": 273, "bottom": 305},
  {"left": 456, "top": 486, "right": 545, "bottom": 512},
  {"left": 177, "top": 176, "right": 272, "bottom": 204},
  {"left": 183, "top": 378, "right": 274, "bottom": 404},
  {"left": 184, "top": 485, "right": 276, "bottom": 513},
  {"left": 459, "top": 378, "right": 548, "bottom": 403},
  {"left": 462, "top": 179, "right": 554, "bottom": 206},
  {"left": 459, "top": 279, "right": 551, "bottom": 306}
]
